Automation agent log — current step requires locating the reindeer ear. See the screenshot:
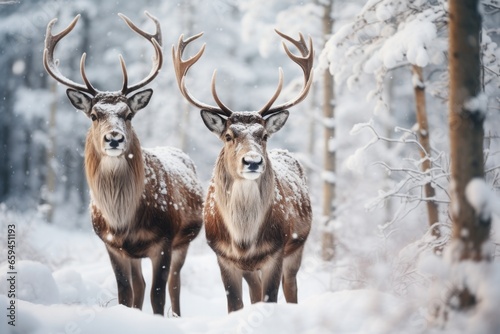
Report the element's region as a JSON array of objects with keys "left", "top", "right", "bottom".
[
  {"left": 265, "top": 110, "right": 289, "bottom": 134},
  {"left": 66, "top": 89, "right": 92, "bottom": 115},
  {"left": 128, "top": 88, "right": 153, "bottom": 112},
  {"left": 200, "top": 110, "right": 226, "bottom": 137}
]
